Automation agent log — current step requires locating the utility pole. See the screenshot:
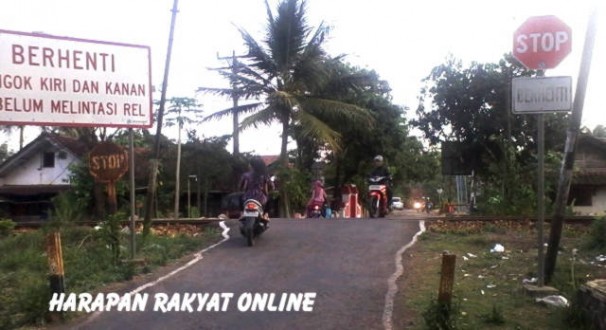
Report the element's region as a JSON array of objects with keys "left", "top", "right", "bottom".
[
  {"left": 143, "top": 0, "right": 179, "bottom": 235},
  {"left": 215, "top": 51, "right": 248, "bottom": 155},
  {"left": 545, "top": 7, "right": 598, "bottom": 283}
]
